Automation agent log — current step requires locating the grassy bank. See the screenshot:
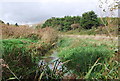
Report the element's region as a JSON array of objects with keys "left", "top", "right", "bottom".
[
  {"left": 1, "top": 38, "right": 55, "bottom": 80},
  {"left": 1, "top": 22, "right": 119, "bottom": 80},
  {"left": 62, "top": 26, "right": 118, "bottom": 36},
  {"left": 1, "top": 24, "right": 58, "bottom": 80},
  {"left": 57, "top": 37, "right": 119, "bottom": 79}
]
